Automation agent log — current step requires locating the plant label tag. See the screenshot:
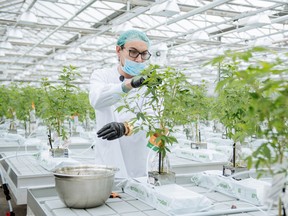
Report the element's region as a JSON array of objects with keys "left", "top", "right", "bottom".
[{"left": 147, "top": 135, "right": 161, "bottom": 152}]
